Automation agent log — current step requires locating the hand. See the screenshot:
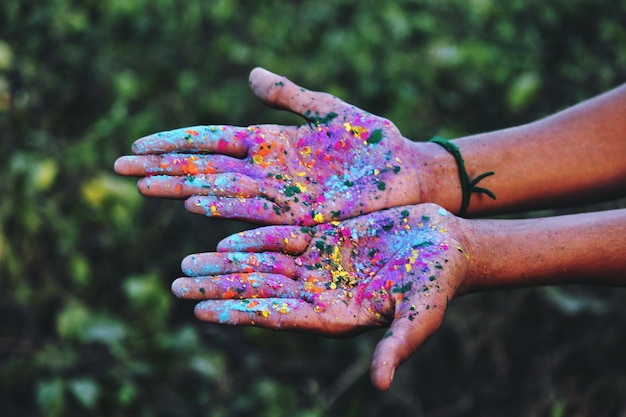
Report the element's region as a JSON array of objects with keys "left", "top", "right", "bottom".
[
  {"left": 114, "top": 67, "right": 427, "bottom": 225},
  {"left": 171, "top": 204, "right": 469, "bottom": 390}
]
